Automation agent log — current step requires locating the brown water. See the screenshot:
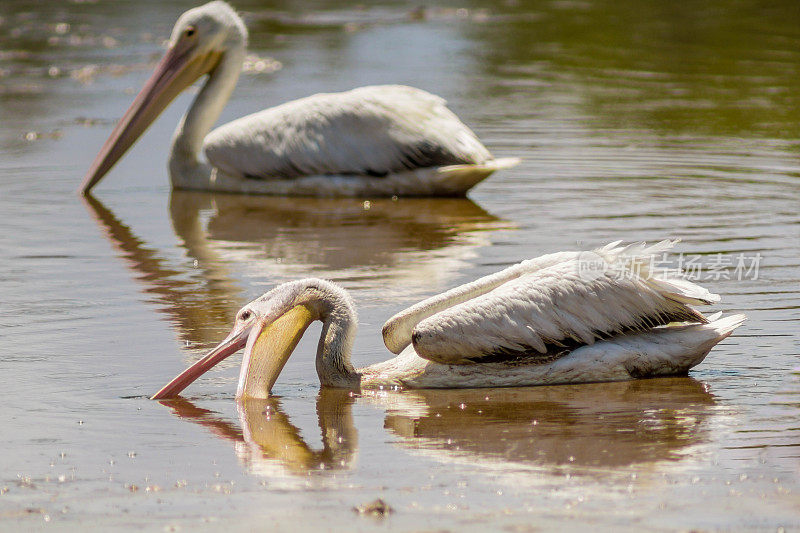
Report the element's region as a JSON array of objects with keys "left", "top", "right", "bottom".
[{"left": 1, "top": 0, "right": 798, "bottom": 530}]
